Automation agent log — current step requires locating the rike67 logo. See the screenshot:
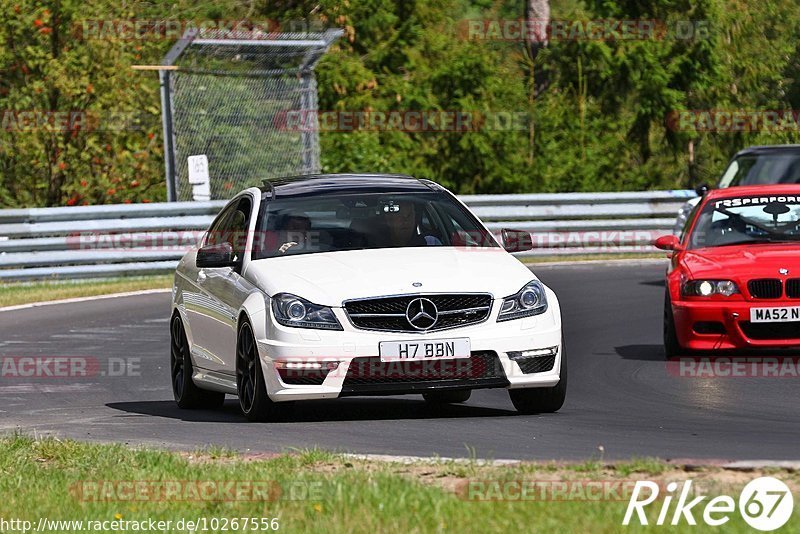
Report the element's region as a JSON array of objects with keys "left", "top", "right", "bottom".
[{"left": 623, "top": 477, "right": 794, "bottom": 531}]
